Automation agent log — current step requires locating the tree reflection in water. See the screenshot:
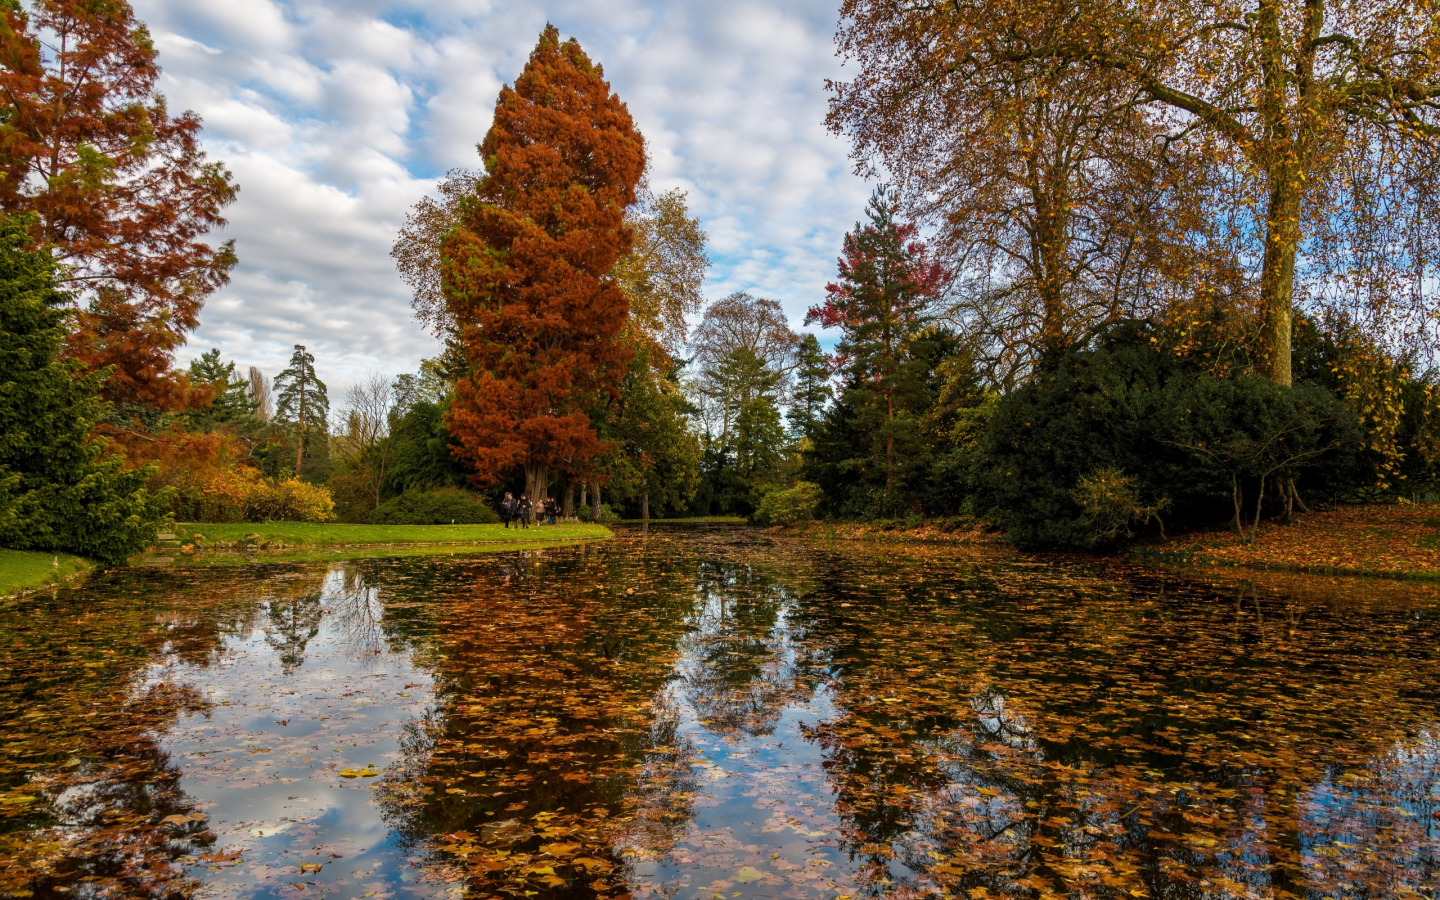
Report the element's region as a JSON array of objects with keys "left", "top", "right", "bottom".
[
  {"left": 797, "top": 555, "right": 1440, "bottom": 900},
  {"left": 375, "top": 541, "right": 712, "bottom": 900},
  {"left": 2, "top": 534, "right": 1438, "bottom": 900},
  {"left": 0, "top": 569, "right": 320, "bottom": 899}
]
